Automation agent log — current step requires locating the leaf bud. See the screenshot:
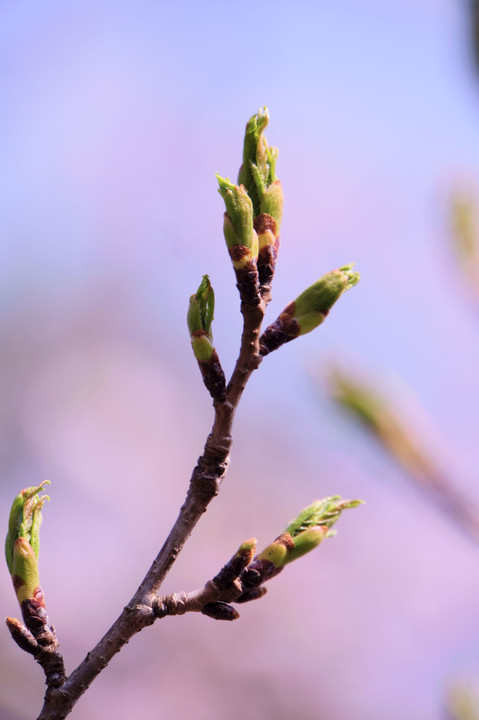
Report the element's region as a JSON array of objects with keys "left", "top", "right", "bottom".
[
  {"left": 259, "top": 265, "right": 359, "bottom": 356},
  {"left": 217, "top": 175, "right": 258, "bottom": 267},
  {"left": 5, "top": 481, "right": 50, "bottom": 575},
  {"left": 282, "top": 497, "right": 363, "bottom": 565},
  {"left": 238, "top": 107, "right": 271, "bottom": 215},
  {"left": 187, "top": 275, "right": 216, "bottom": 363}
]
